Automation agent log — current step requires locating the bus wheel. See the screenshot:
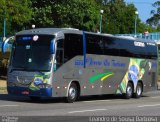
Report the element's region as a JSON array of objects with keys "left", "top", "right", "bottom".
[
  {"left": 66, "top": 83, "right": 78, "bottom": 103},
  {"left": 30, "top": 96, "right": 41, "bottom": 101},
  {"left": 134, "top": 82, "right": 142, "bottom": 98},
  {"left": 124, "top": 82, "right": 133, "bottom": 99}
]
